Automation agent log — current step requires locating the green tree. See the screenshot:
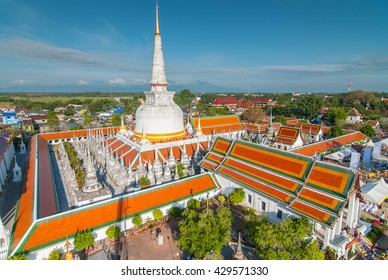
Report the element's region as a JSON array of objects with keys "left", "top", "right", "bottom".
[
  {"left": 228, "top": 188, "right": 245, "bottom": 205},
  {"left": 343, "top": 90, "right": 377, "bottom": 107},
  {"left": 328, "top": 126, "right": 344, "bottom": 138},
  {"left": 247, "top": 216, "right": 324, "bottom": 260},
  {"left": 48, "top": 249, "right": 61, "bottom": 260},
  {"left": 323, "top": 108, "right": 347, "bottom": 124},
  {"left": 176, "top": 163, "right": 186, "bottom": 178},
  {"left": 273, "top": 115, "right": 287, "bottom": 125},
  {"left": 174, "top": 89, "right": 194, "bottom": 110},
  {"left": 152, "top": 209, "right": 163, "bottom": 222},
  {"left": 360, "top": 124, "right": 375, "bottom": 138},
  {"left": 295, "top": 95, "right": 323, "bottom": 120},
  {"left": 73, "top": 230, "right": 95, "bottom": 251},
  {"left": 82, "top": 113, "right": 93, "bottom": 128},
  {"left": 241, "top": 107, "right": 266, "bottom": 124},
  {"left": 379, "top": 118, "right": 388, "bottom": 133},
  {"left": 7, "top": 253, "right": 28, "bottom": 260},
  {"left": 139, "top": 176, "right": 151, "bottom": 188},
  {"left": 47, "top": 111, "right": 59, "bottom": 131},
  {"left": 169, "top": 206, "right": 183, "bottom": 218},
  {"left": 111, "top": 114, "right": 122, "bottom": 126},
  {"left": 132, "top": 215, "right": 143, "bottom": 228},
  {"left": 217, "top": 195, "right": 226, "bottom": 203},
  {"left": 178, "top": 207, "right": 232, "bottom": 259},
  {"left": 63, "top": 105, "right": 76, "bottom": 116},
  {"left": 106, "top": 225, "right": 120, "bottom": 239},
  {"left": 187, "top": 198, "right": 201, "bottom": 210}
]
